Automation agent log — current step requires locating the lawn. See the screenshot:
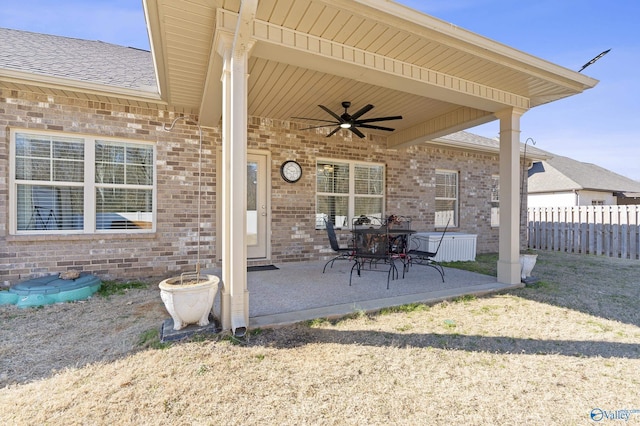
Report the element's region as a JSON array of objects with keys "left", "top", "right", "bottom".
[{"left": 1, "top": 250, "right": 639, "bottom": 425}]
